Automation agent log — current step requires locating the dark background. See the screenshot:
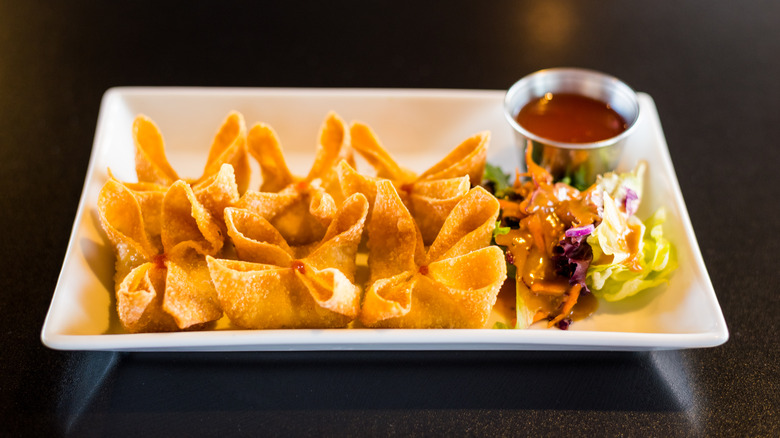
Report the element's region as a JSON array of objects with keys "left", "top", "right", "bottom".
[{"left": 1, "top": 1, "right": 778, "bottom": 436}]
